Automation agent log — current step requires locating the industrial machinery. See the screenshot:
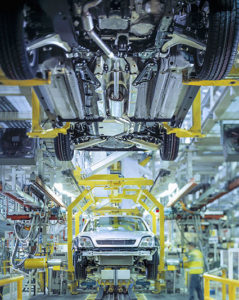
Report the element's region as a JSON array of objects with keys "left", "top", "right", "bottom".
[
  {"left": 0, "top": 128, "right": 36, "bottom": 165},
  {"left": 0, "top": 174, "right": 165, "bottom": 298},
  {"left": 1, "top": 0, "right": 238, "bottom": 160},
  {"left": 221, "top": 123, "right": 239, "bottom": 162}
]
